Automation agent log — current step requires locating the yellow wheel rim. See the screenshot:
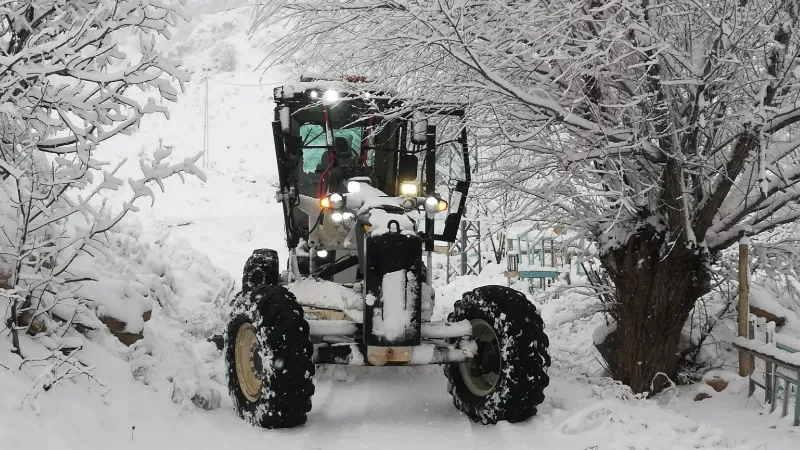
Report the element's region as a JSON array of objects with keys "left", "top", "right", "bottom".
[{"left": 235, "top": 322, "right": 262, "bottom": 402}]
